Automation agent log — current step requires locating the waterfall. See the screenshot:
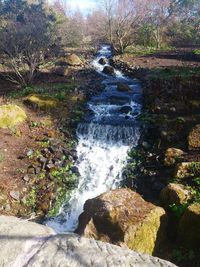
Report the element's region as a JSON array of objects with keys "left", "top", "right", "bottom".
[{"left": 46, "top": 45, "right": 142, "bottom": 233}]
